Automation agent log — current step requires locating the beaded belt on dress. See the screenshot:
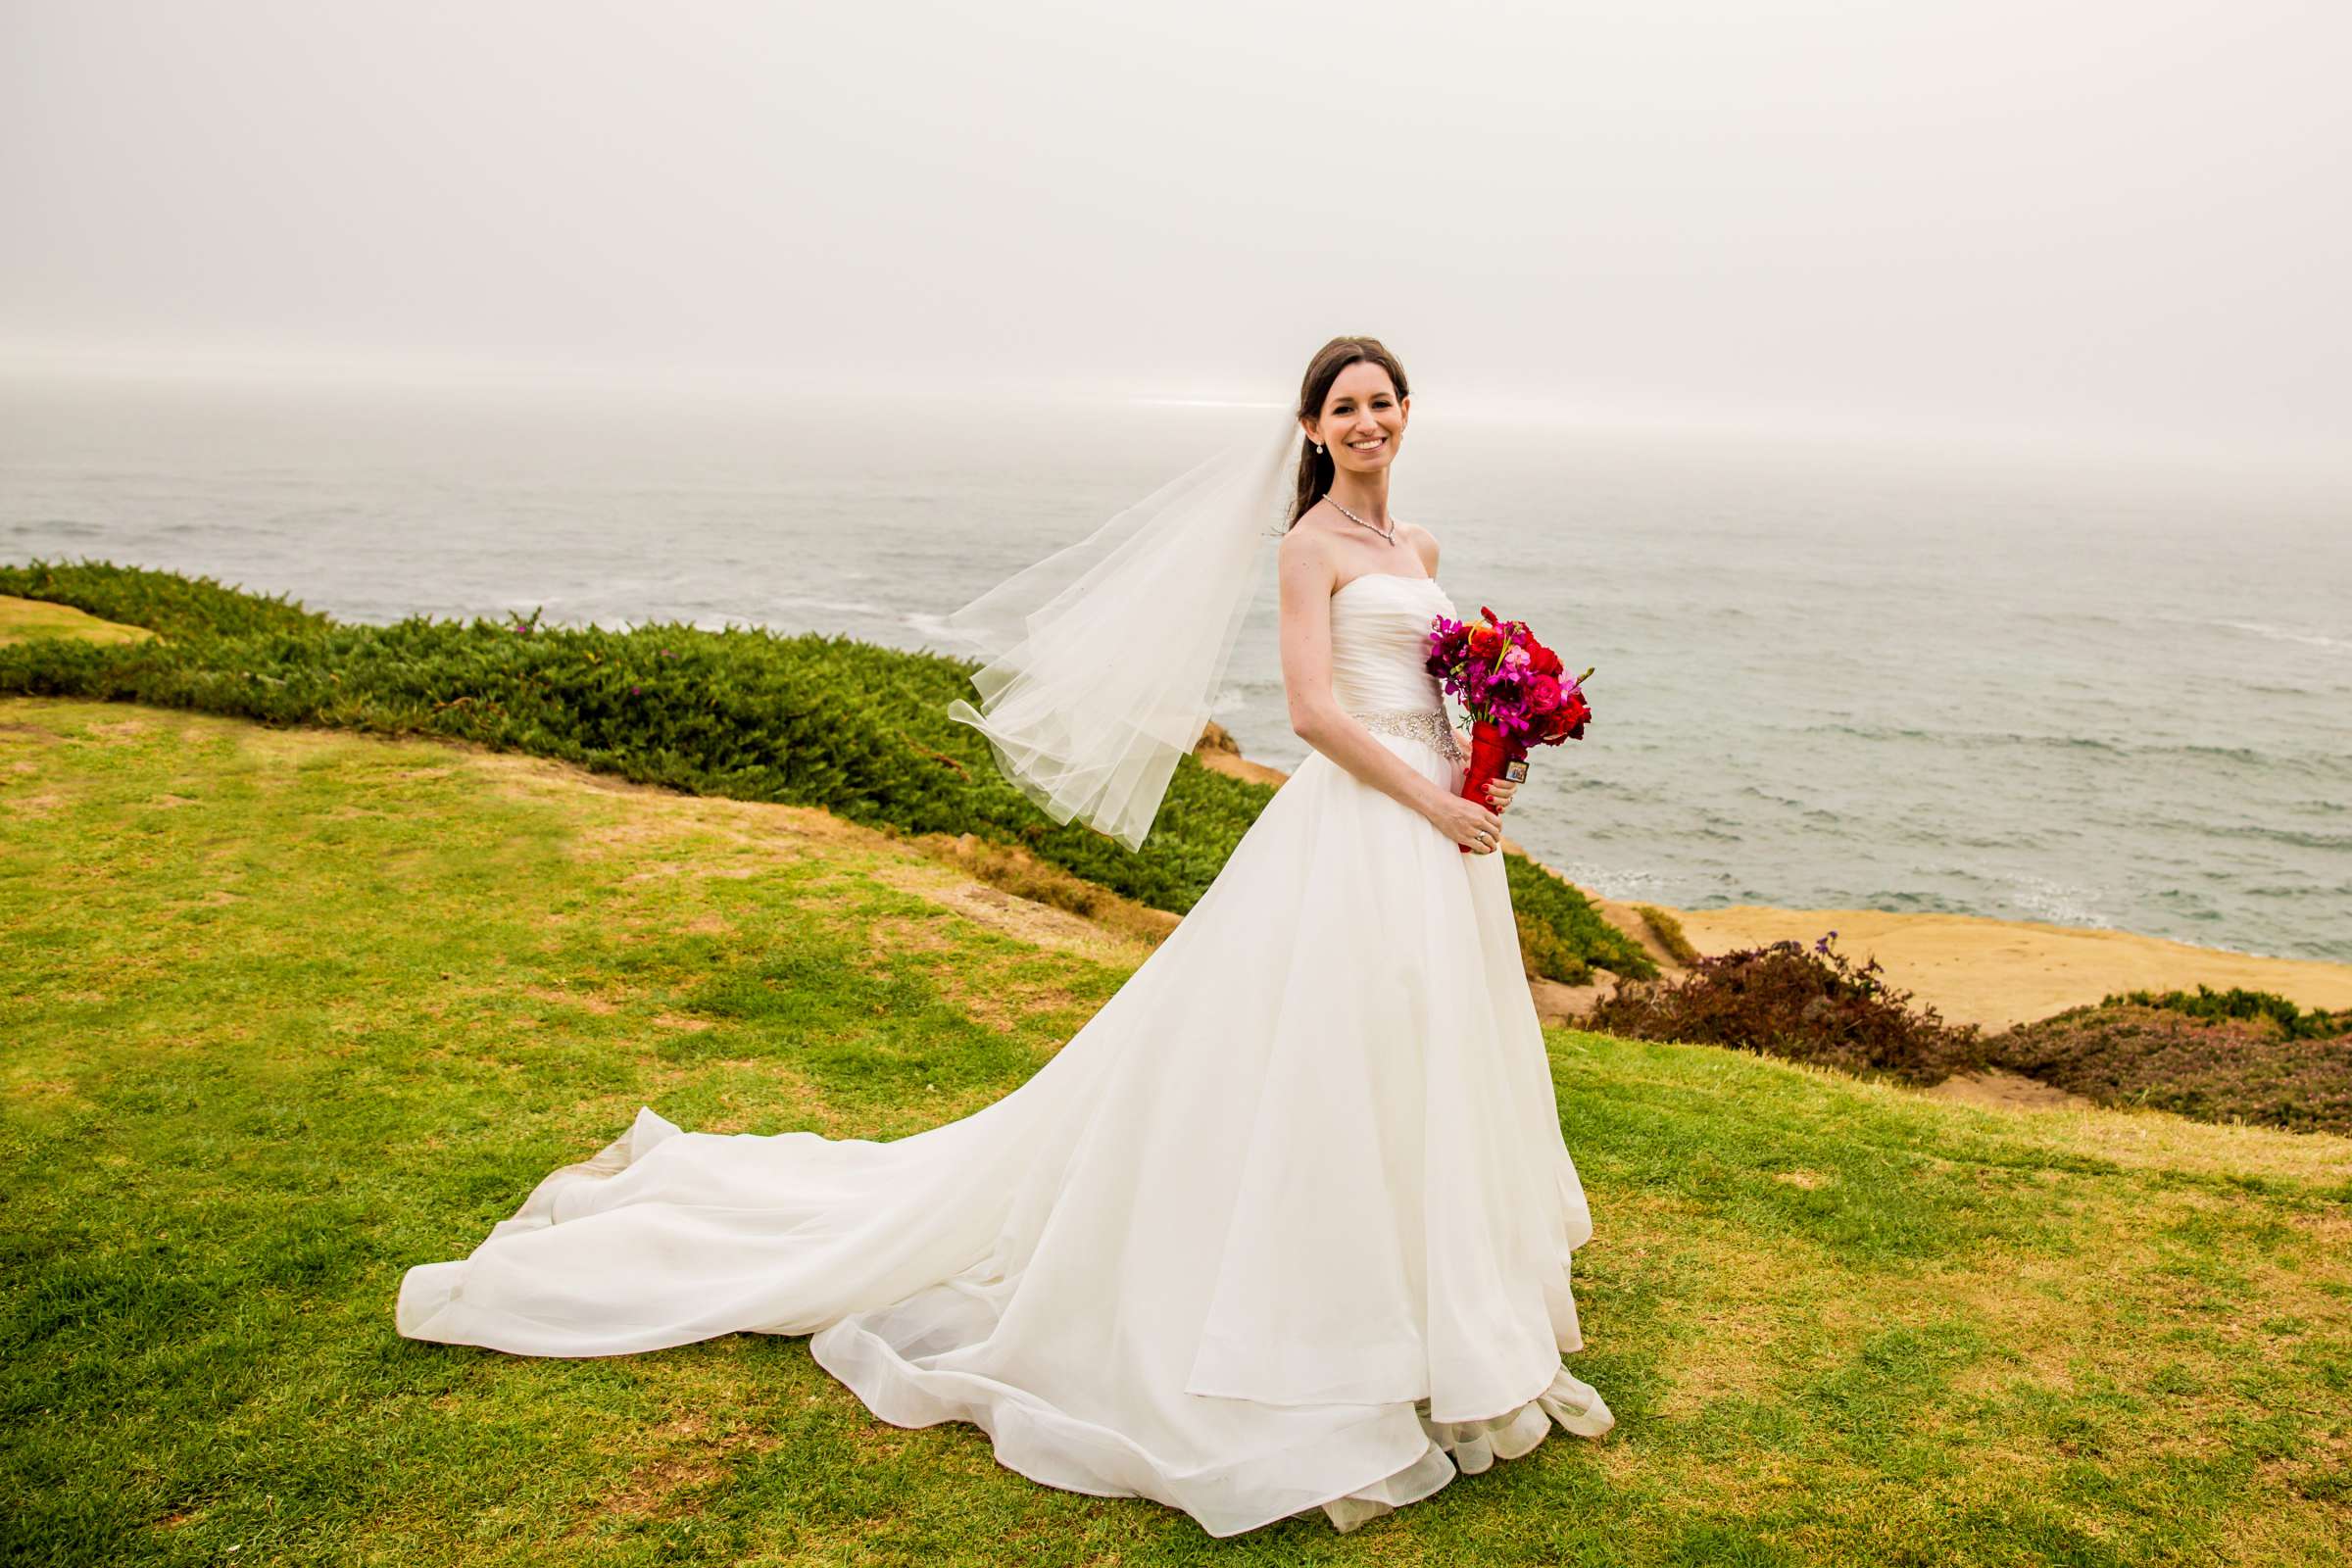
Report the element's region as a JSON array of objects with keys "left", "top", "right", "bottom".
[{"left": 1347, "top": 707, "right": 1465, "bottom": 763}]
